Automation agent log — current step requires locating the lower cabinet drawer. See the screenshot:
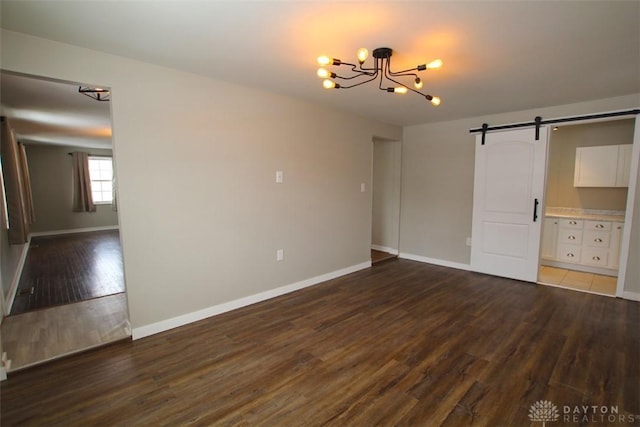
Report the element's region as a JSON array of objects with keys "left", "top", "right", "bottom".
[
  {"left": 558, "top": 229, "right": 583, "bottom": 245},
  {"left": 556, "top": 244, "right": 581, "bottom": 263},
  {"left": 581, "top": 247, "right": 609, "bottom": 267},
  {"left": 583, "top": 230, "right": 610, "bottom": 248}
]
